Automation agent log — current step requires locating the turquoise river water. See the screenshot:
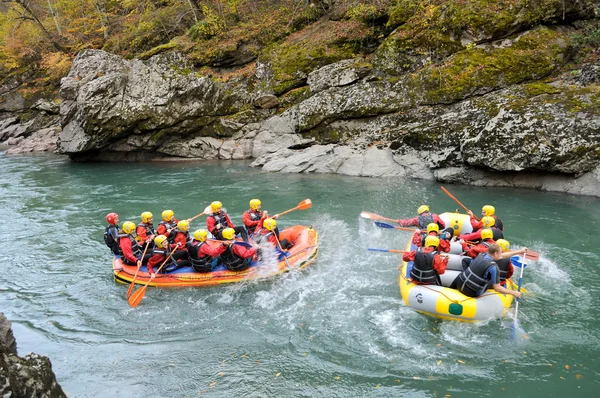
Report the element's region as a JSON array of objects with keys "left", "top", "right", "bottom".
[{"left": 1, "top": 151, "right": 600, "bottom": 397}]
